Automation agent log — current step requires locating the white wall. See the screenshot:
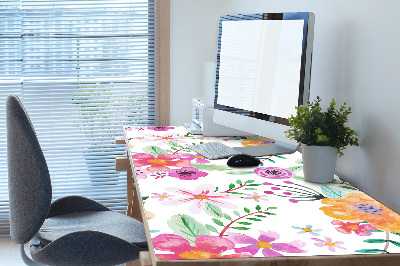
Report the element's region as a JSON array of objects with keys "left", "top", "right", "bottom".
[
  {"left": 170, "top": 0, "right": 400, "bottom": 213},
  {"left": 170, "top": 0, "right": 228, "bottom": 125}
]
